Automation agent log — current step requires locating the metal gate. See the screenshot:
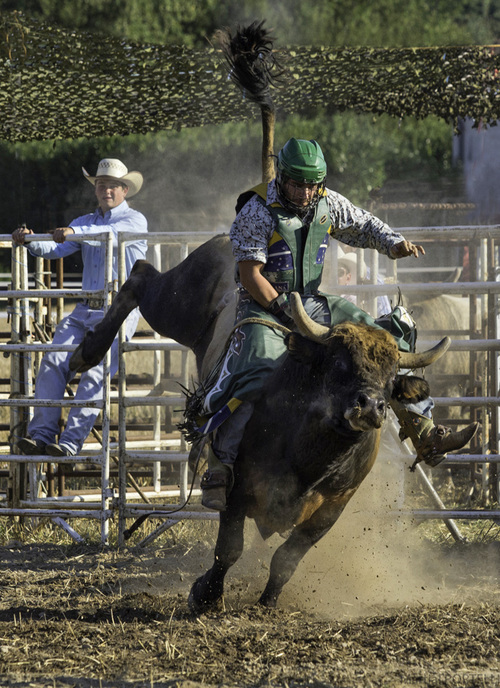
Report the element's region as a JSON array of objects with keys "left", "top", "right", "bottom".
[
  {"left": 0, "top": 227, "right": 499, "bottom": 546},
  {"left": 324, "top": 225, "right": 500, "bottom": 535},
  {"left": 2, "top": 232, "right": 115, "bottom": 542}
]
